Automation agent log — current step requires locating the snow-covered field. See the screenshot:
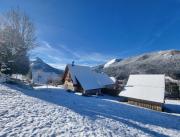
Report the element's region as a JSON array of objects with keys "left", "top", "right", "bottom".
[{"left": 0, "top": 84, "right": 180, "bottom": 137}]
